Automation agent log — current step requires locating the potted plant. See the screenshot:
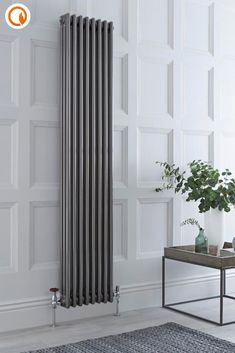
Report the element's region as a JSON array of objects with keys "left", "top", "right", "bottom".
[{"left": 156, "top": 160, "right": 235, "bottom": 248}]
